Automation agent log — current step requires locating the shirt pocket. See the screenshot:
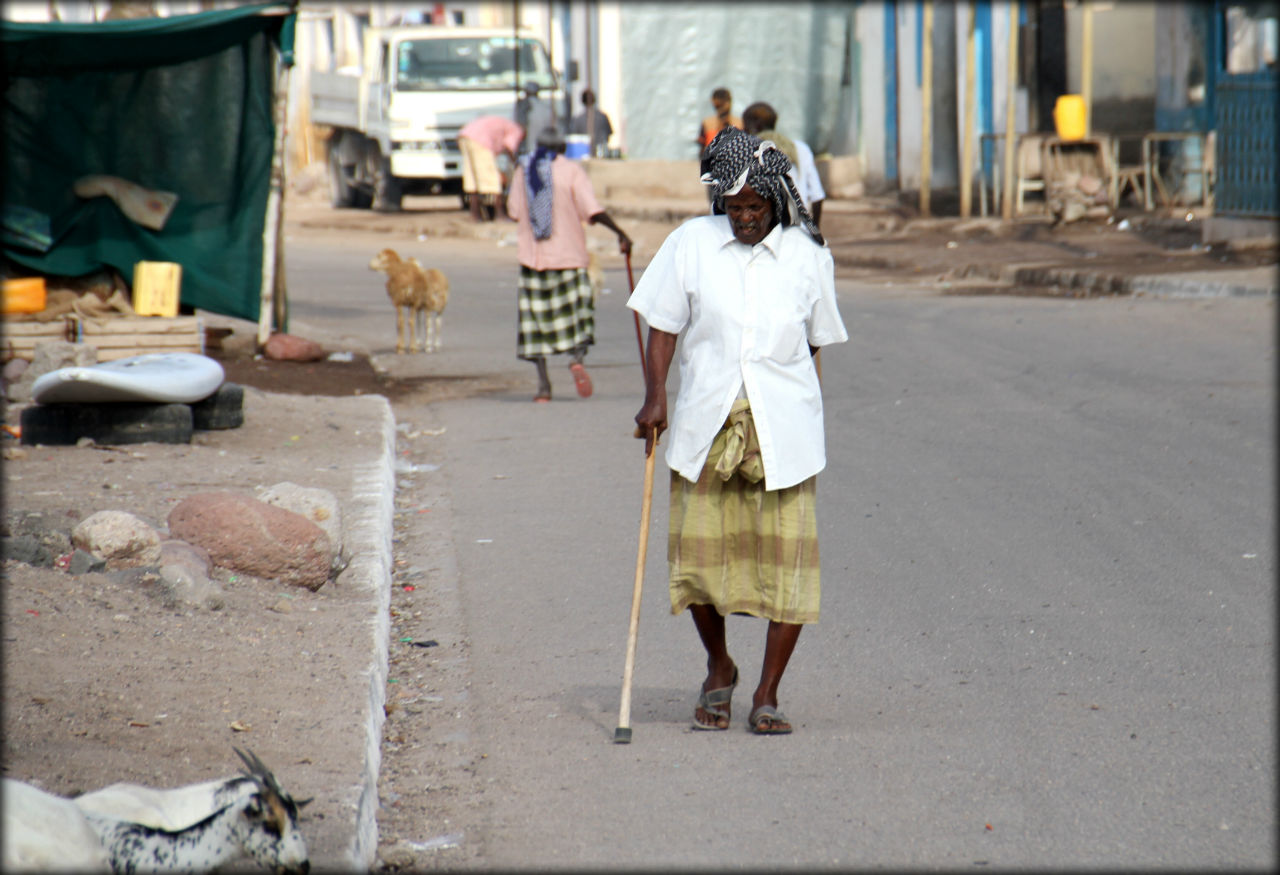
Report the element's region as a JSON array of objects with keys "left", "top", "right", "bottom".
[{"left": 757, "top": 292, "right": 811, "bottom": 364}]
